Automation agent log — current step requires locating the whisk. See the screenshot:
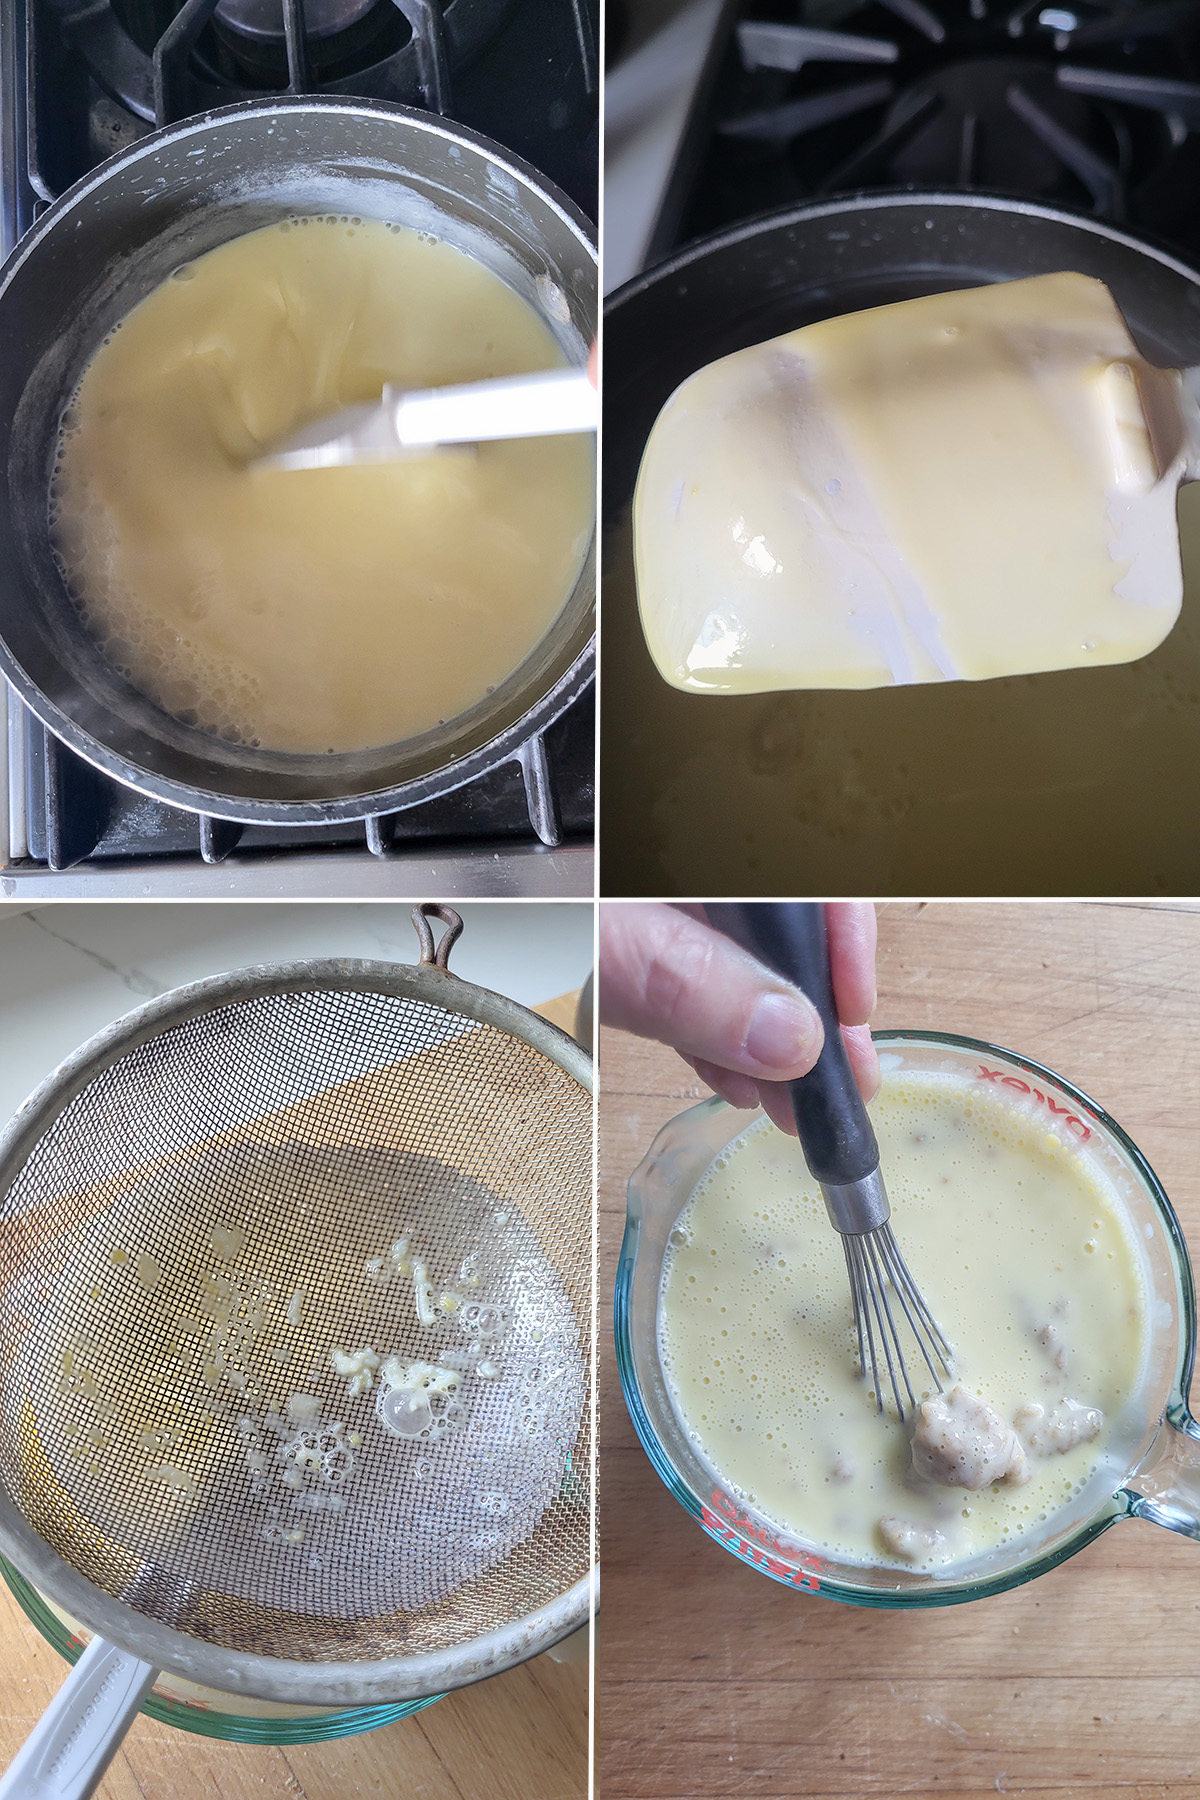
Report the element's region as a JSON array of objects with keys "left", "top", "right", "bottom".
[{"left": 707, "top": 903, "right": 953, "bottom": 1422}]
